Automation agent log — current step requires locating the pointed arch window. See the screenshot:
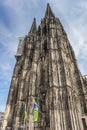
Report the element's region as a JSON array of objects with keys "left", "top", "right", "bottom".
[
  {"left": 42, "top": 25, "right": 47, "bottom": 35},
  {"left": 43, "top": 40, "right": 48, "bottom": 54}
]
